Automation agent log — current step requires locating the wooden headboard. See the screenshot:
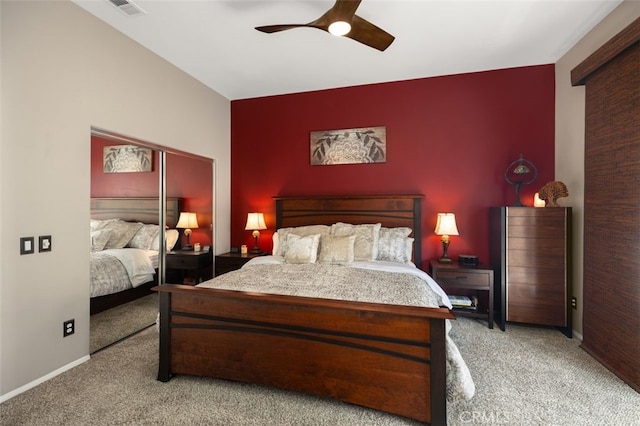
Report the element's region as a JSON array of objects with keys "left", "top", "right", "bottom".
[
  {"left": 274, "top": 195, "right": 424, "bottom": 263},
  {"left": 90, "top": 197, "right": 182, "bottom": 227}
]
